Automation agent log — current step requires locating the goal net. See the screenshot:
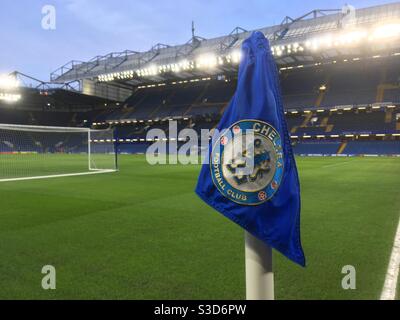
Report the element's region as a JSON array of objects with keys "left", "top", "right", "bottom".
[{"left": 0, "top": 123, "right": 117, "bottom": 182}]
